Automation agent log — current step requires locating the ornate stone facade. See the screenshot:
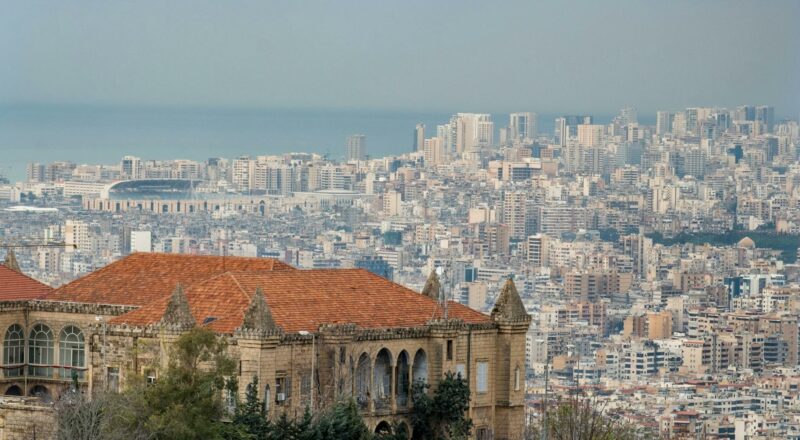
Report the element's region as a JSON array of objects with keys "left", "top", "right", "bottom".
[{"left": 0, "top": 255, "right": 531, "bottom": 440}]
